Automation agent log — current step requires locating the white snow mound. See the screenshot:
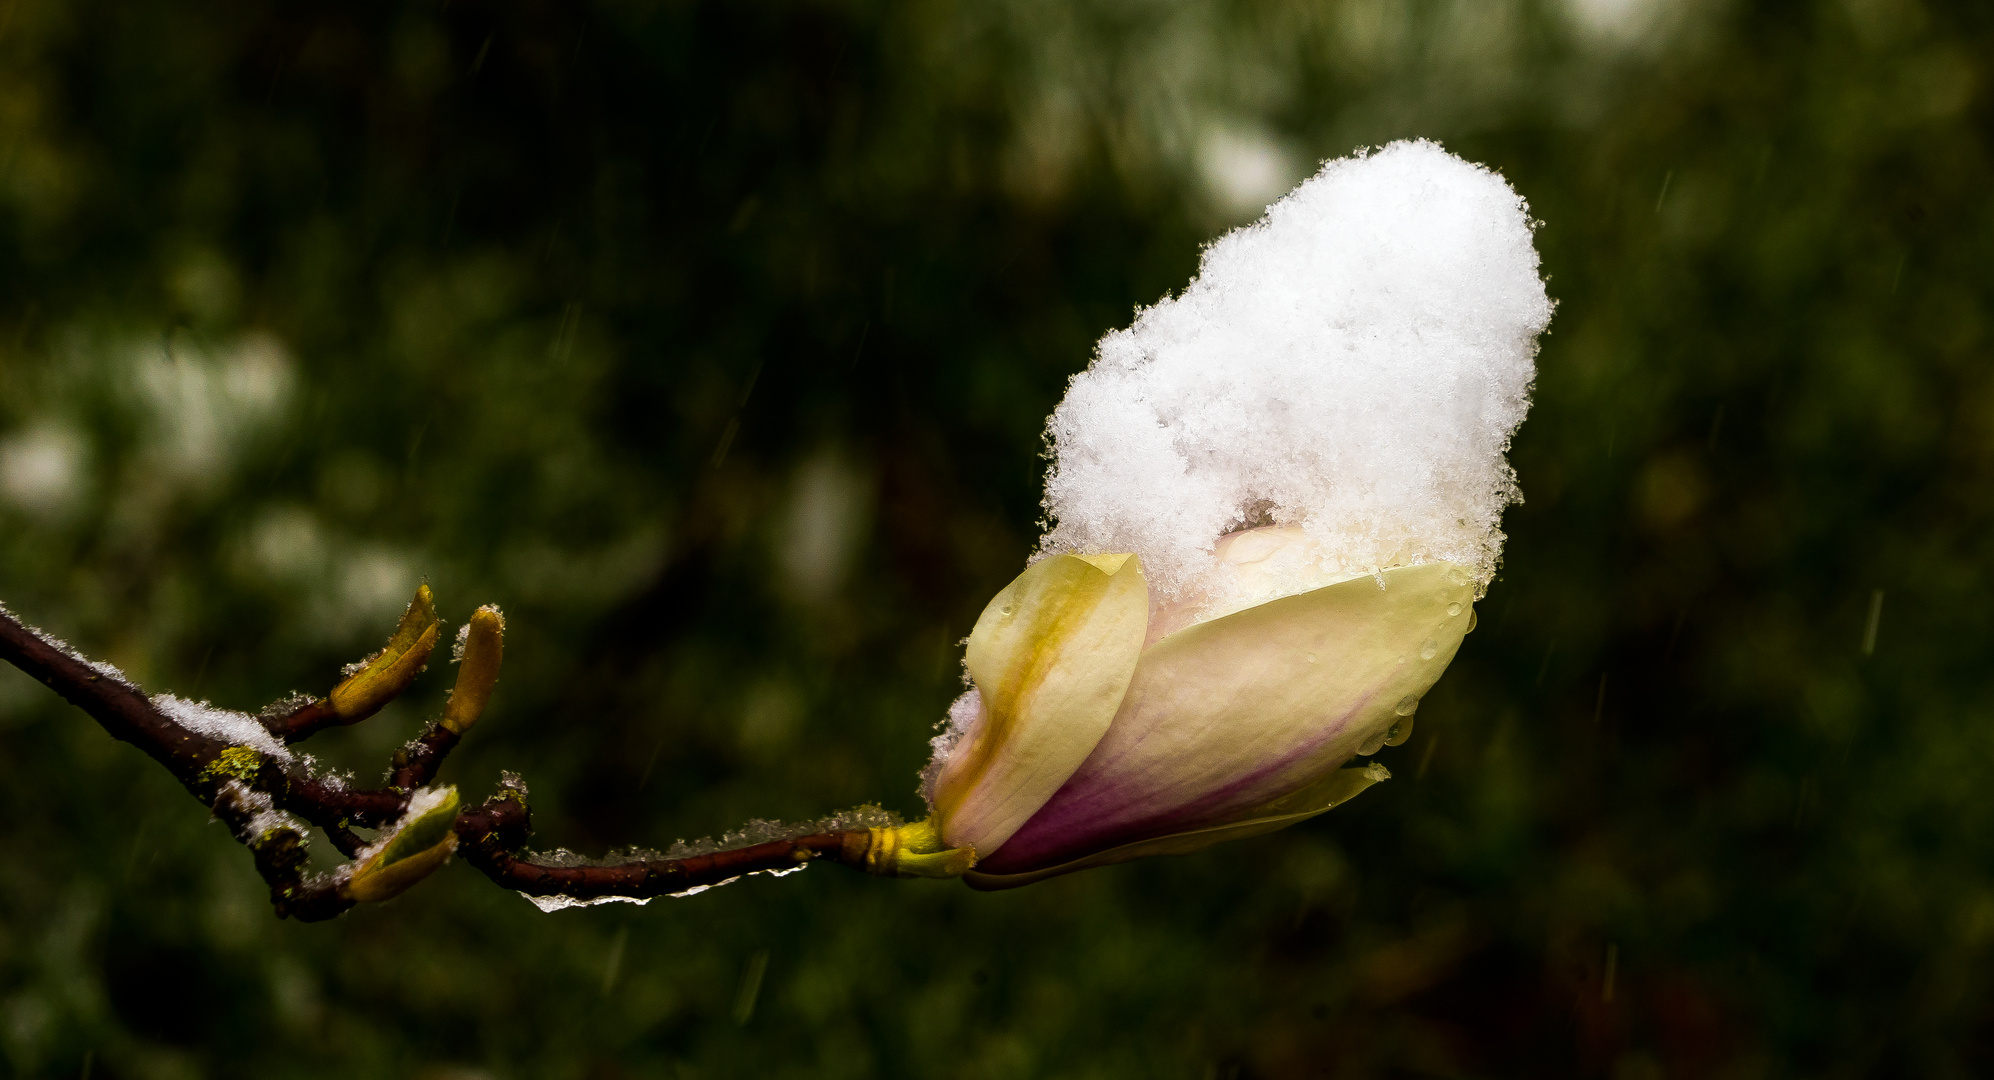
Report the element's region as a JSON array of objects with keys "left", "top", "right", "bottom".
[{"left": 1040, "top": 139, "right": 1553, "bottom": 606}]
